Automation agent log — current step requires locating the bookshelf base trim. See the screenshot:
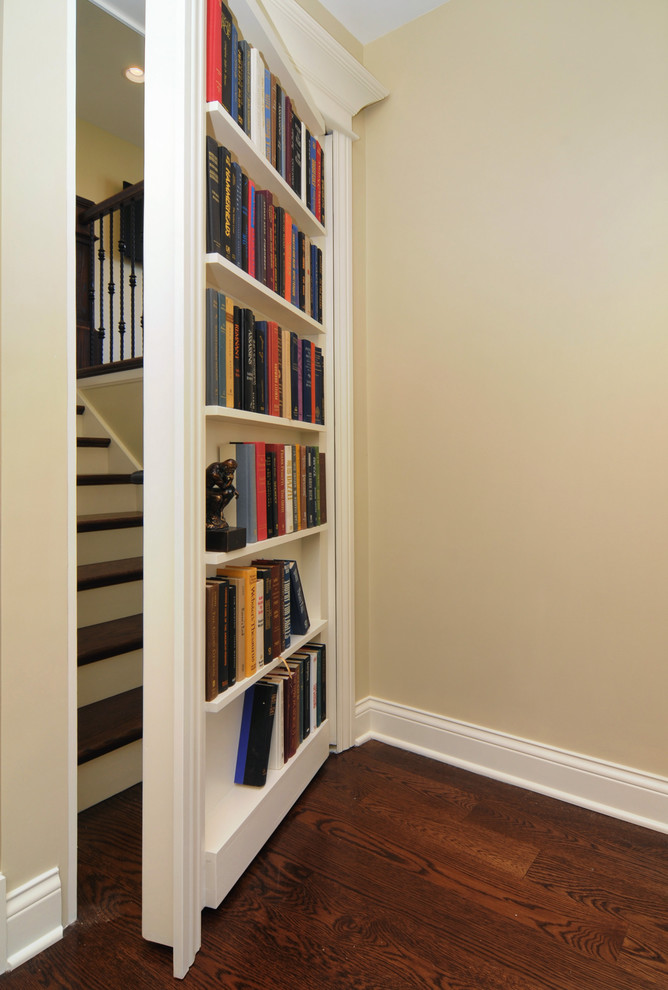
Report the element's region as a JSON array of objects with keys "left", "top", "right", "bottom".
[
  {"left": 204, "top": 723, "right": 330, "bottom": 909},
  {"left": 355, "top": 696, "right": 668, "bottom": 834}
]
